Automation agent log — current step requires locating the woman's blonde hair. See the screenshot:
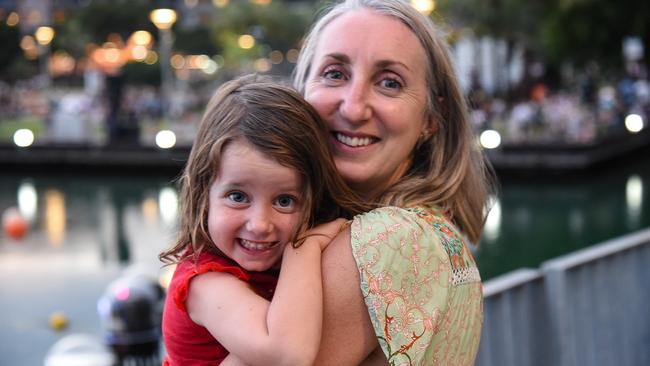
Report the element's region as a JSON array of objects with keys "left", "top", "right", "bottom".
[
  {"left": 293, "top": 0, "right": 495, "bottom": 243},
  {"left": 160, "top": 74, "right": 369, "bottom": 264}
]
